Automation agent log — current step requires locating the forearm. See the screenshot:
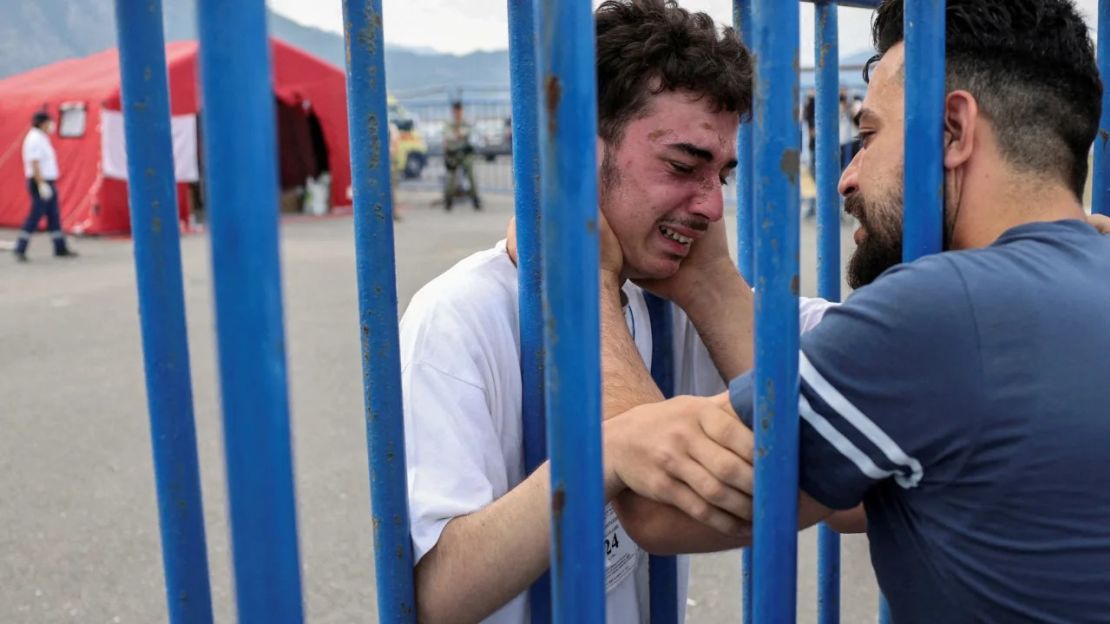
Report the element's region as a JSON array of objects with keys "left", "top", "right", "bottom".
[
  {"left": 825, "top": 505, "right": 867, "bottom": 534},
  {"left": 601, "top": 277, "right": 753, "bottom": 551},
  {"left": 614, "top": 490, "right": 749, "bottom": 554},
  {"left": 31, "top": 162, "right": 44, "bottom": 185},
  {"left": 415, "top": 464, "right": 552, "bottom": 623},
  {"left": 680, "top": 264, "right": 754, "bottom": 382},
  {"left": 619, "top": 491, "right": 837, "bottom": 555}
]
